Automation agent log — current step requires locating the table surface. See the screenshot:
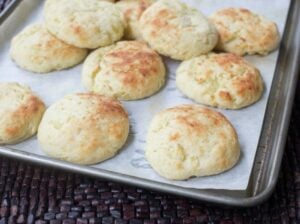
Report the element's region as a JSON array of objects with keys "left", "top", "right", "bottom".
[{"left": 1, "top": 1, "right": 300, "bottom": 223}]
